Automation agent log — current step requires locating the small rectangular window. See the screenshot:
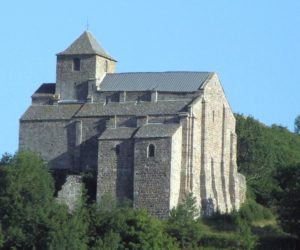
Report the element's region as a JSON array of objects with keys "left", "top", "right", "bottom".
[
  {"left": 73, "top": 58, "right": 81, "bottom": 71},
  {"left": 148, "top": 144, "right": 155, "bottom": 157}
]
